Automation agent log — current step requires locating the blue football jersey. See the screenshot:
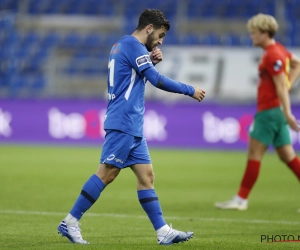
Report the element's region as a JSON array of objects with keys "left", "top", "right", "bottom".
[{"left": 104, "top": 35, "right": 154, "bottom": 137}]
